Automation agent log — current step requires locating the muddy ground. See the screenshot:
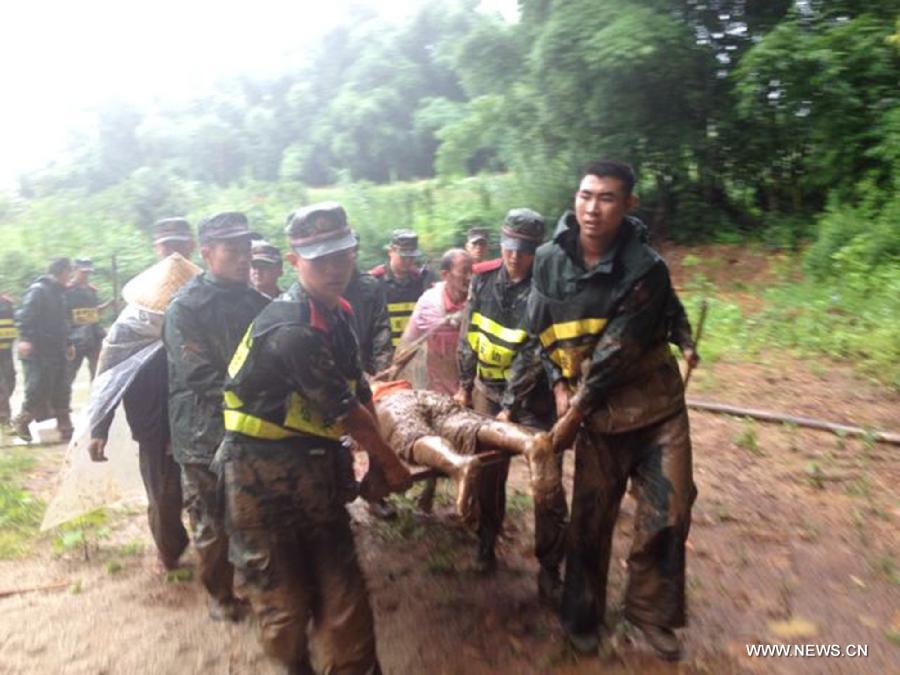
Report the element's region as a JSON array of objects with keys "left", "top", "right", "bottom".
[{"left": 1, "top": 247, "right": 898, "bottom": 674}]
